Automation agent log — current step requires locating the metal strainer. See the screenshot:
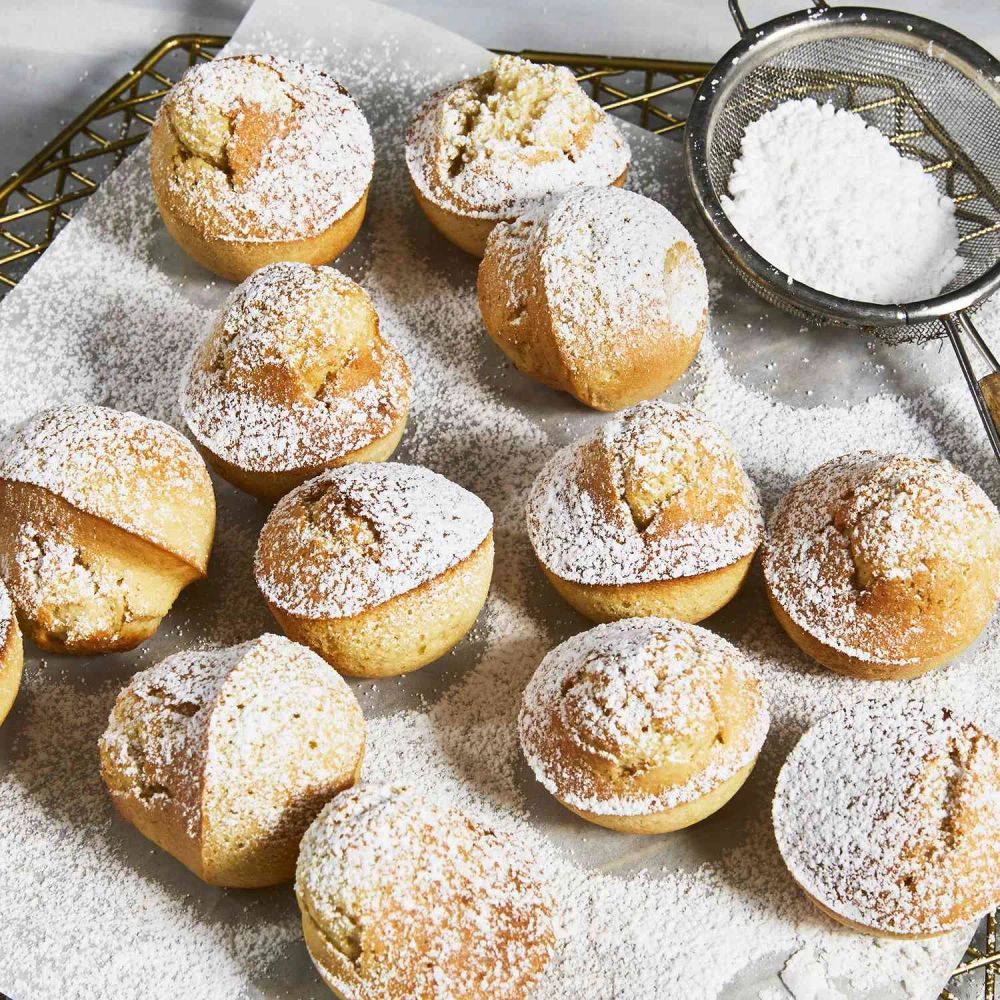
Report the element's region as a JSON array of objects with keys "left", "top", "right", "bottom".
[{"left": 684, "top": 0, "right": 1000, "bottom": 463}]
